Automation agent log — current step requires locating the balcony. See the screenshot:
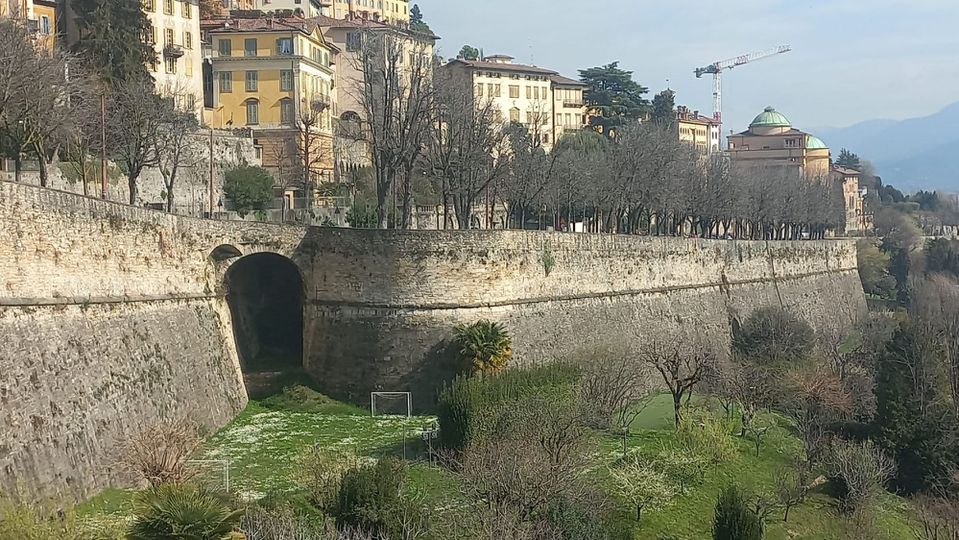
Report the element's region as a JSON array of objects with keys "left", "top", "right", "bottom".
[
  {"left": 562, "top": 100, "right": 585, "bottom": 108},
  {"left": 163, "top": 44, "right": 185, "bottom": 59},
  {"left": 309, "top": 95, "right": 332, "bottom": 112}
]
